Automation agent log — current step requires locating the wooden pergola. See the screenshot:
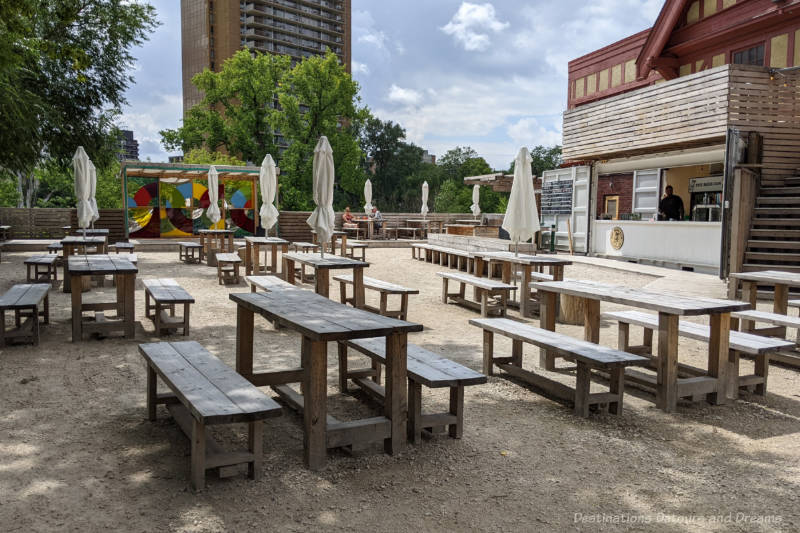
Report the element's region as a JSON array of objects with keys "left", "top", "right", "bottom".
[{"left": 120, "top": 161, "right": 277, "bottom": 238}]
